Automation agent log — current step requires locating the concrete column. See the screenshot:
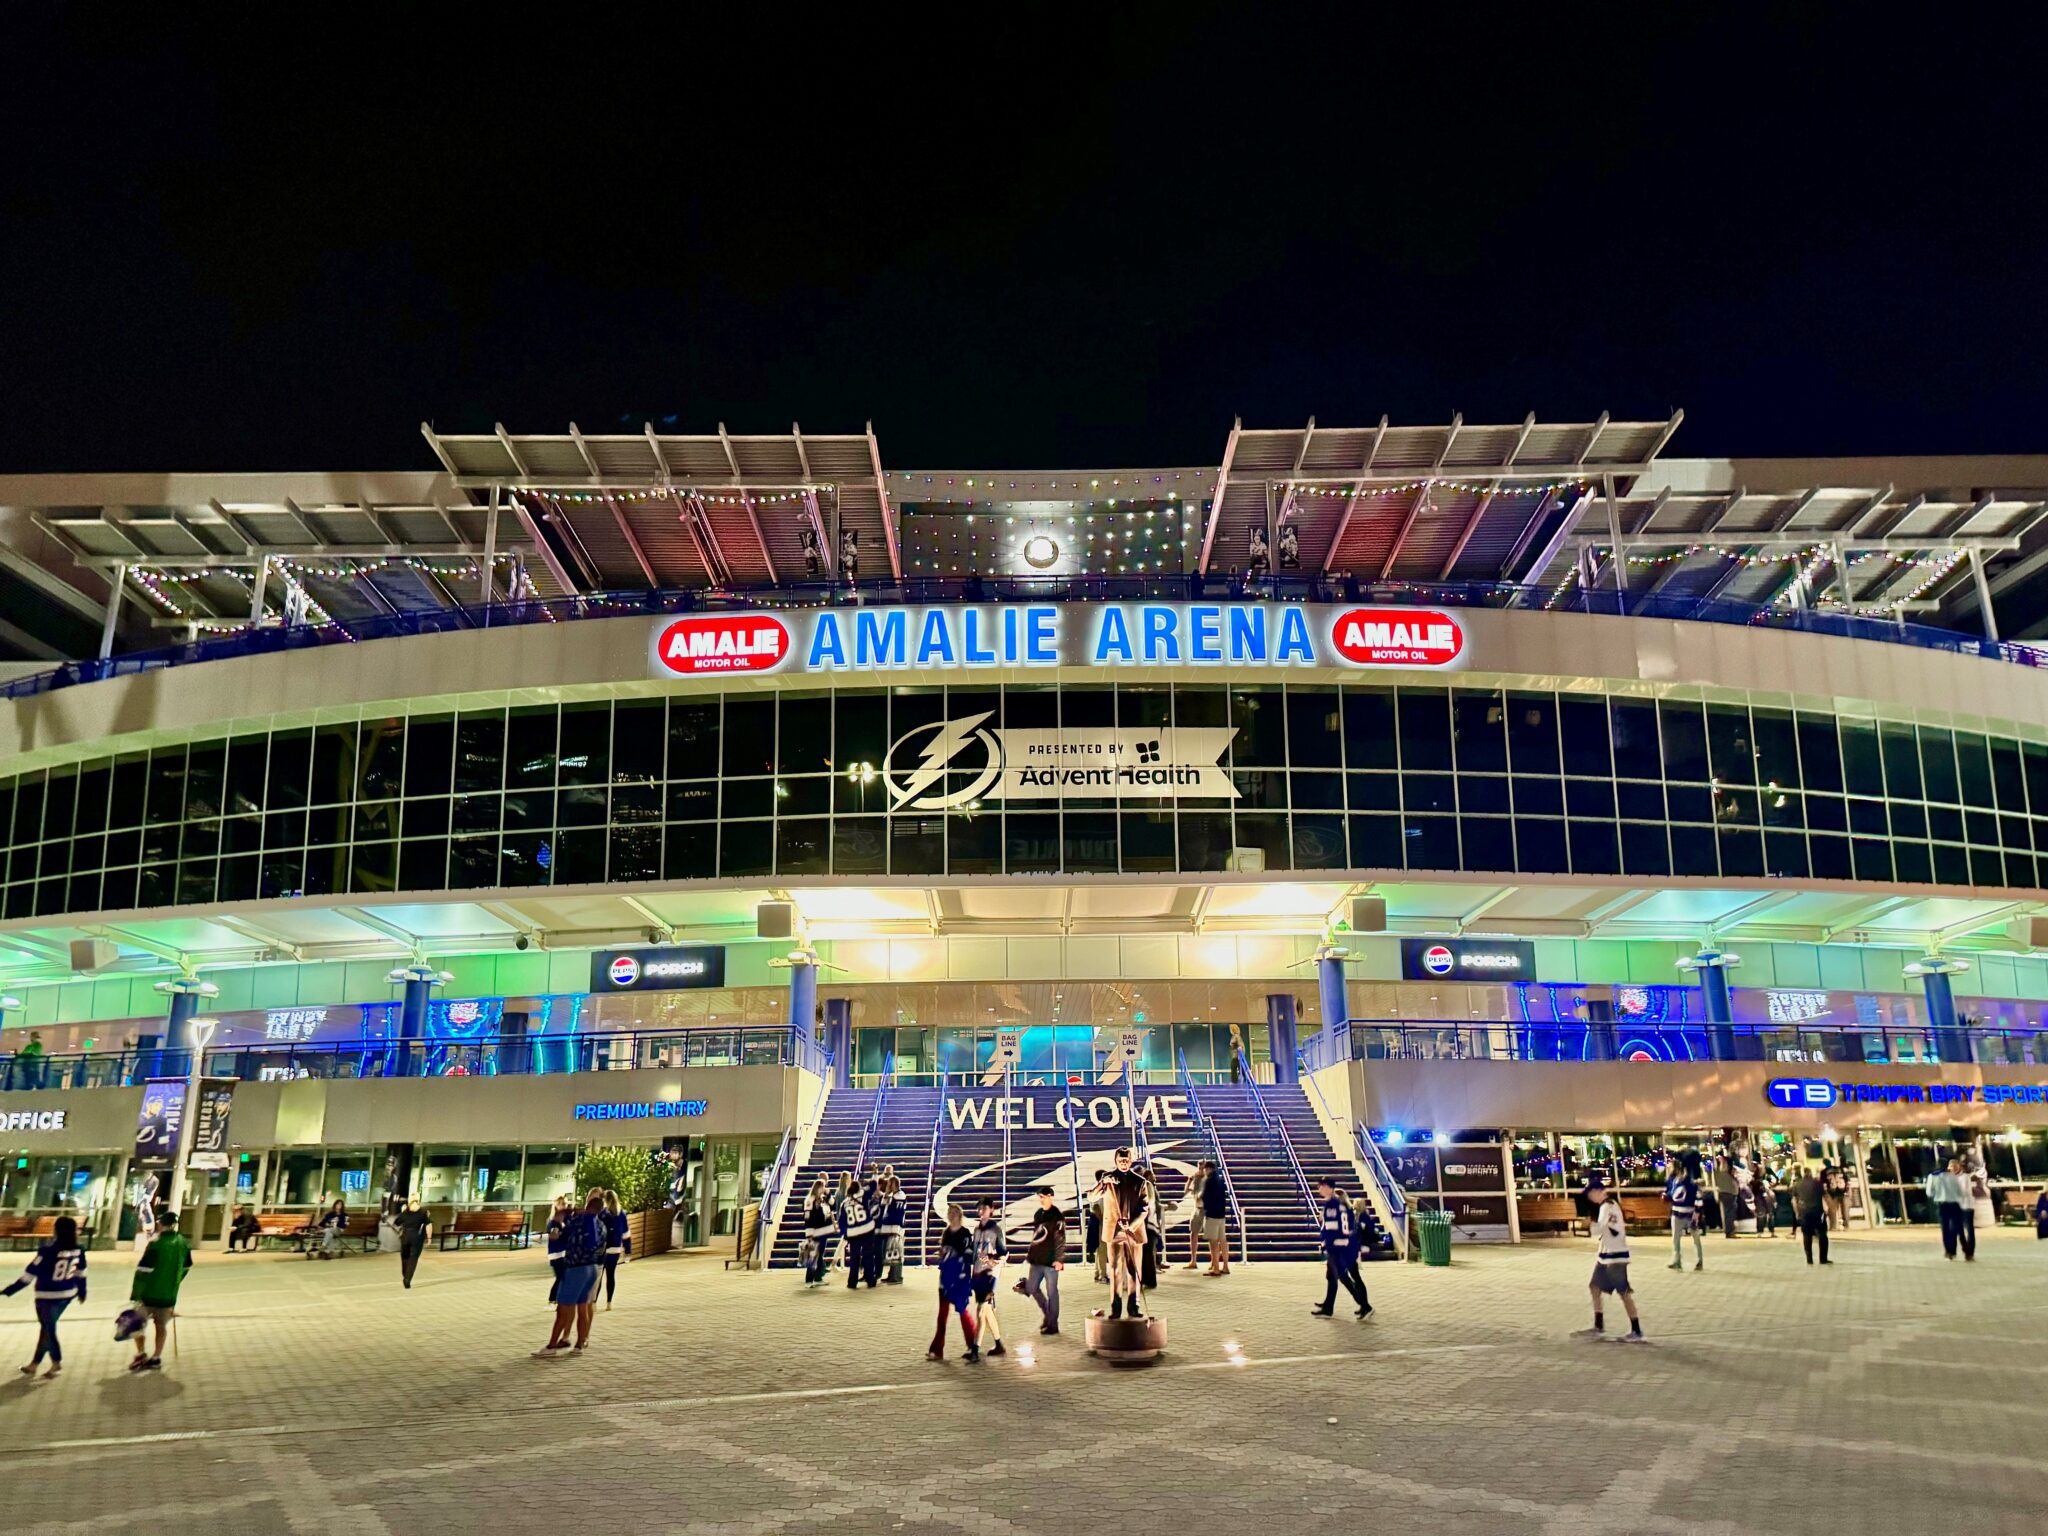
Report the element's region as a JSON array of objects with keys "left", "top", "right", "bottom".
[
  {"left": 1701, "top": 963, "right": 1736, "bottom": 1062},
  {"left": 821, "top": 995, "right": 850, "bottom": 1089},
  {"left": 1265, "top": 994, "right": 1299, "bottom": 1085},
  {"left": 1316, "top": 950, "right": 1349, "bottom": 1040},
  {"left": 788, "top": 962, "right": 818, "bottom": 1048}
]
